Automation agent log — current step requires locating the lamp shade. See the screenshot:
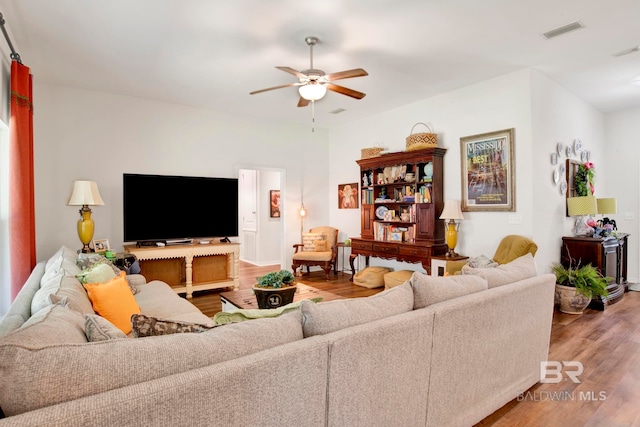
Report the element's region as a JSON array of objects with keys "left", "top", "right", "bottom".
[
  {"left": 298, "top": 82, "right": 327, "bottom": 101},
  {"left": 439, "top": 200, "right": 464, "bottom": 220},
  {"left": 596, "top": 198, "right": 617, "bottom": 215},
  {"left": 68, "top": 181, "right": 104, "bottom": 206},
  {"left": 567, "top": 196, "right": 597, "bottom": 216}
]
